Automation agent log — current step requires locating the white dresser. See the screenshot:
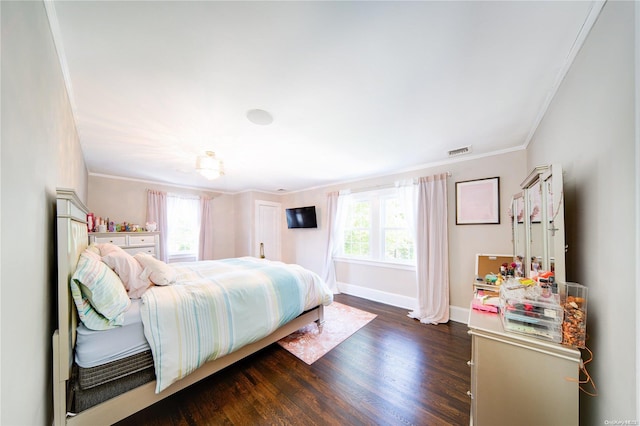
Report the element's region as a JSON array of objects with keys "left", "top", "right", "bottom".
[
  {"left": 89, "top": 232, "right": 160, "bottom": 257},
  {"left": 467, "top": 308, "right": 581, "bottom": 426}
]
